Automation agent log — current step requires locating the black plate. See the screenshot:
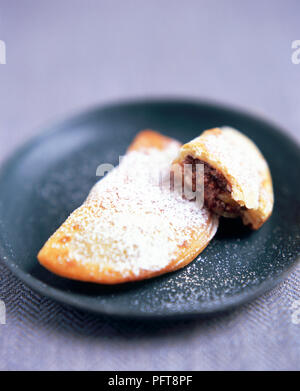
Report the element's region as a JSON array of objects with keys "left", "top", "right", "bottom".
[{"left": 0, "top": 99, "right": 299, "bottom": 319}]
